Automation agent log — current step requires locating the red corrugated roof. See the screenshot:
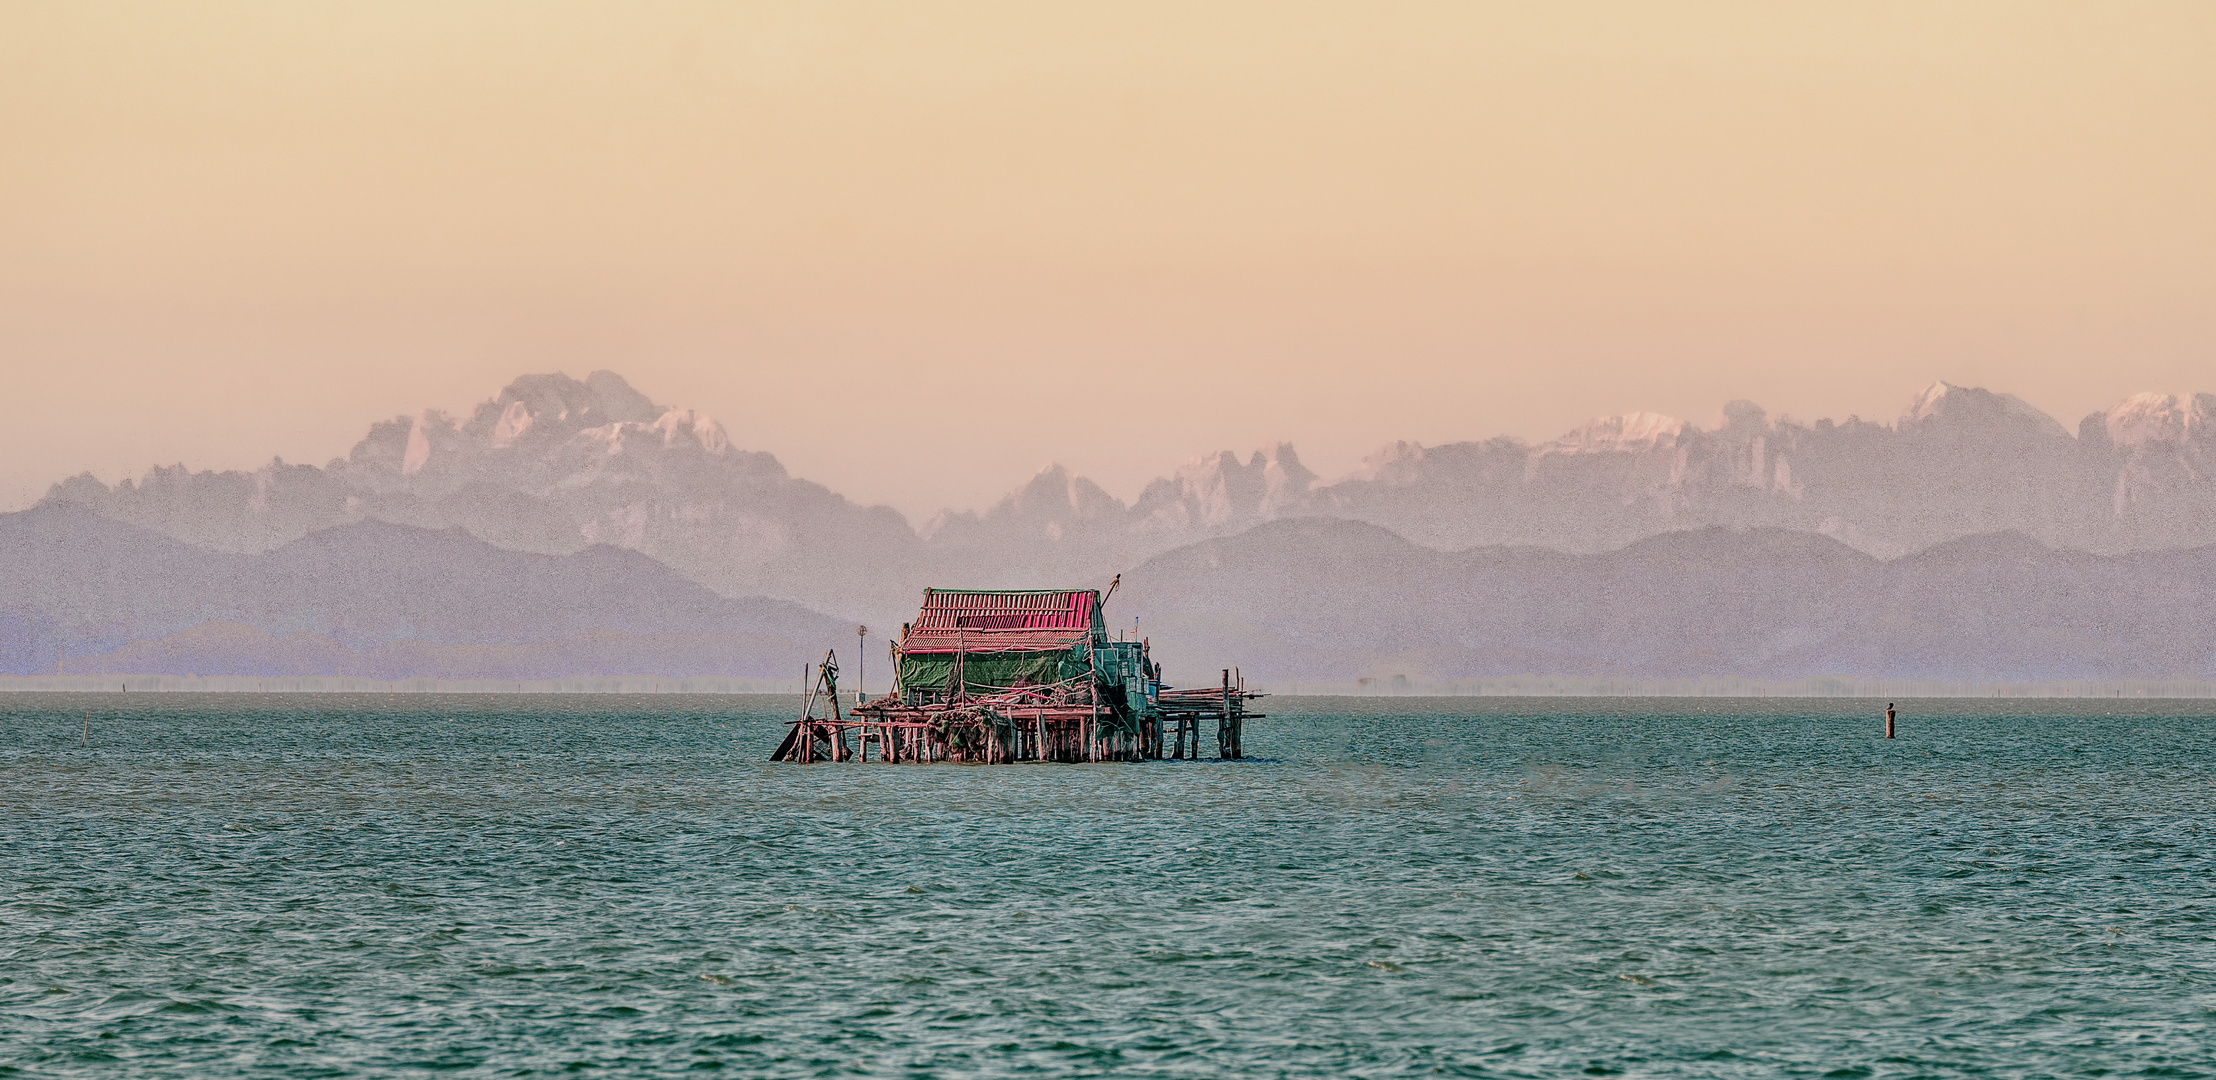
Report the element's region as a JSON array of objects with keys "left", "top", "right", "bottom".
[
  {"left": 901, "top": 589, "right": 1102, "bottom": 654},
  {"left": 914, "top": 589, "right": 1098, "bottom": 630}
]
